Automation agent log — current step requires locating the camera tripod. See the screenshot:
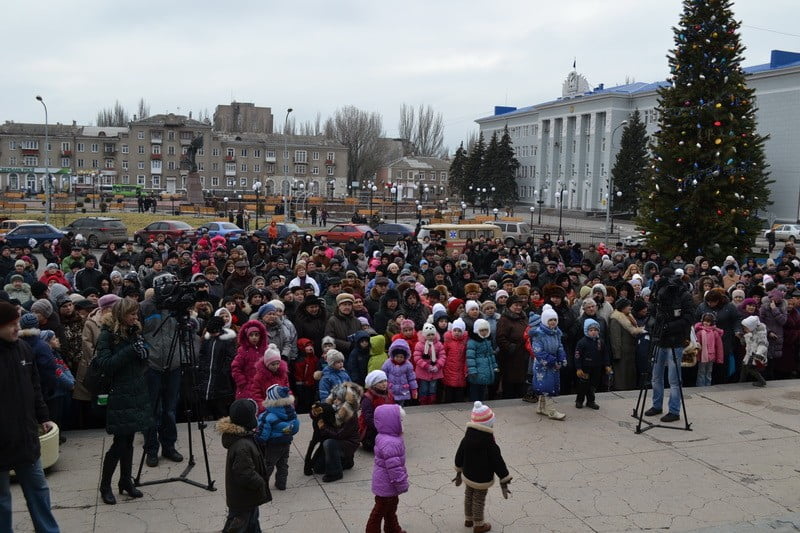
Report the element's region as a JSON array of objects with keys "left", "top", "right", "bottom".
[
  {"left": 135, "top": 312, "right": 216, "bottom": 491},
  {"left": 632, "top": 337, "right": 692, "bottom": 434}
]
